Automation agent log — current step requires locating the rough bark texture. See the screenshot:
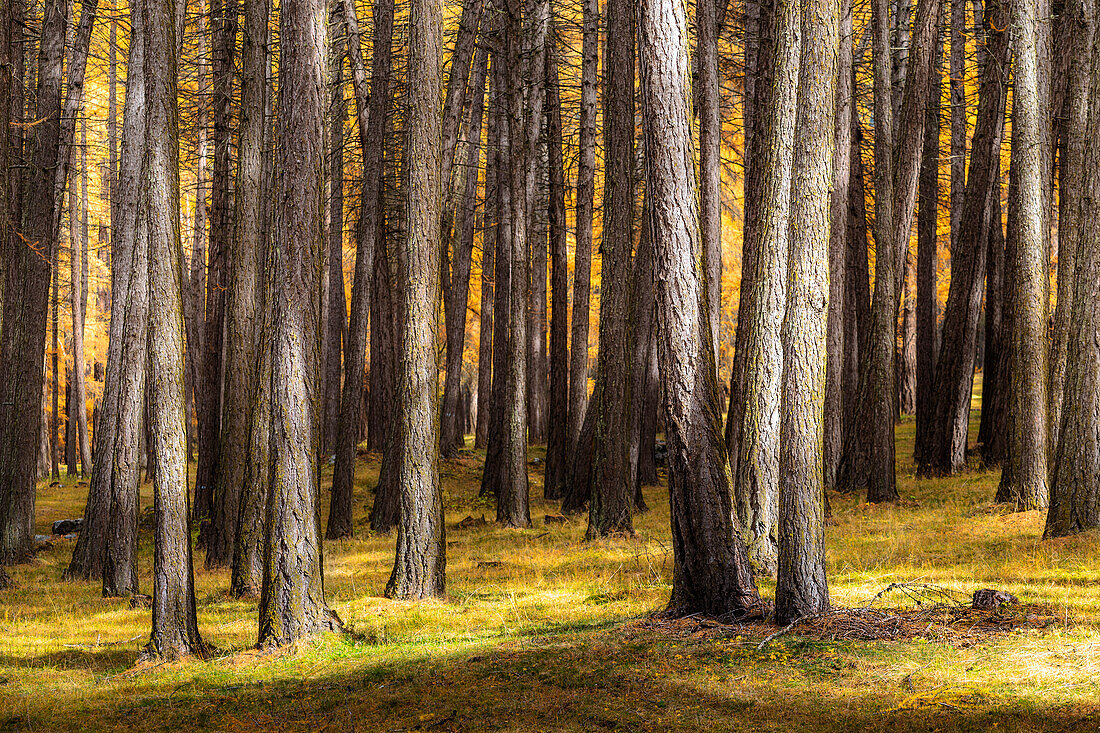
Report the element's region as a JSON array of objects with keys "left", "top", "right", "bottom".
[
  {"left": 544, "top": 31, "right": 569, "bottom": 500},
  {"left": 440, "top": 39, "right": 488, "bottom": 457},
  {"left": 142, "top": 0, "right": 206, "bottom": 661},
  {"left": 68, "top": 3, "right": 147, "bottom": 591},
  {"left": 914, "top": 28, "right": 941, "bottom": 467},
  {"left": 258, "top": 0, "right": 339, "bottom": 646},
  {"left": 0, "top": 0, "right": 67, "bottom": 565},
  {"left": 731, "top": 0, "right": 800, "bottom": 572},
  {"left": 921, "top": 0, "right": 1008, "bottom": 476},
  {"left": 586, "top": 0, "right": 634, "bottom": 538},
  {"left": 627, "top": 200, "right": 656, "bottom": 512},
  {"left": 385, "top": 0, "right": 446, "bottom": 599},
  {"left": 698, "top": 0, "right": 721, "bottom": 355},
  {"left": 328, "top": 0, "right": 394, "bottom": 539},
  {"left": 997, "top": 0, "right": 1050, "bottom": 510},
  {"left": 639, "top": 0, "right": 761, "bottom": 617},
  {"left": 823, "top": 0, "right": 852, "bottom": 490},
  {"left": 206, "top": 0, "right": 267, "bottom": 568},
  {"left": 1045, "top": 3, "right": 1100, "bottom": 538},
  {"left": 195, "top": 0, "right": 237, "bottom": 528},
  {"left": 776, "top": 0, "right": 837, "bottom": 624},
  {"left": 565, "top": 0, "right": 598, "bottom": 465}
]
